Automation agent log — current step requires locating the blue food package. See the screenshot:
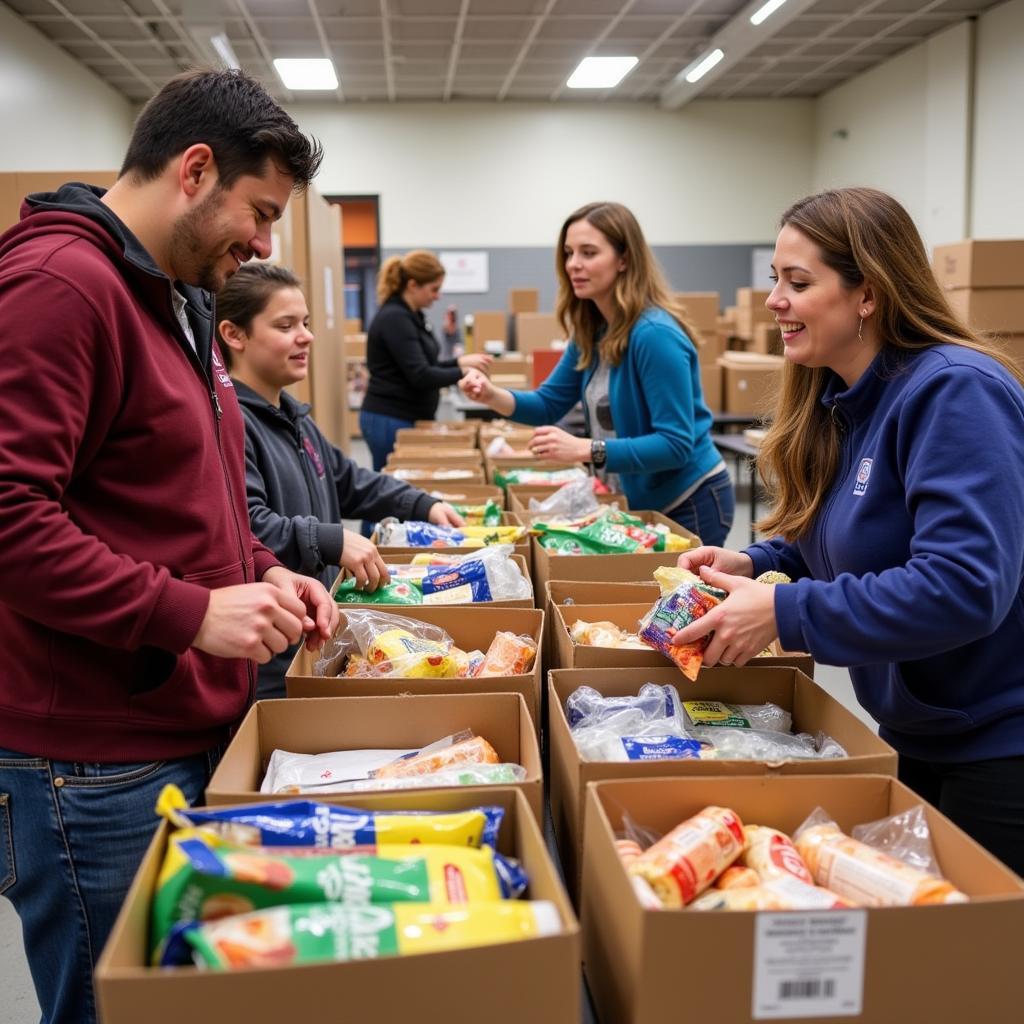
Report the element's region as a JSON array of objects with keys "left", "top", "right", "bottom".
[
  {"left": 420, "top": 558, "right": 493, "bottom": 603},
  {"left": 619, "top": 736, "right": 703, "bottom": 761}
]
